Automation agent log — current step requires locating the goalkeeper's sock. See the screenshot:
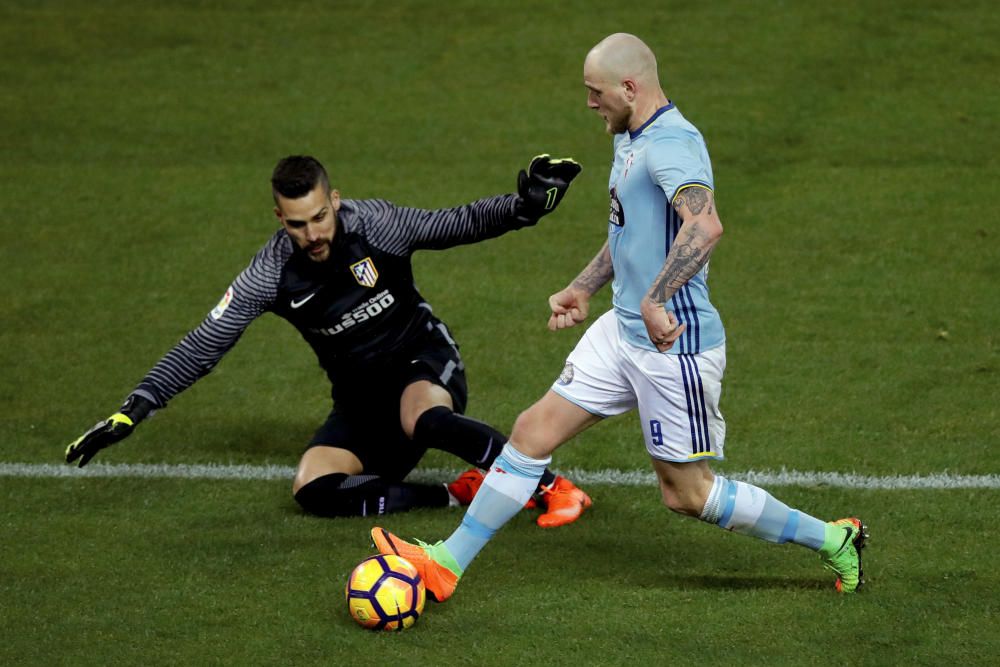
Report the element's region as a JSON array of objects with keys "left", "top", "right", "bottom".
[
  {"left": 699, "top": 475, "right": 827, "bottom": 550},
  {"left": 414, "top": 406, "right": 556, "bottom": 491},
  {"left": 294, "top": 473, "right": 449, "bottom": 517},
  {"left": 443, "top": 442, "right": 549, "bottom": 570}
]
